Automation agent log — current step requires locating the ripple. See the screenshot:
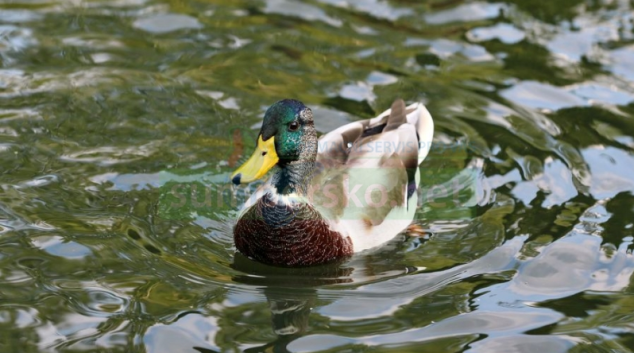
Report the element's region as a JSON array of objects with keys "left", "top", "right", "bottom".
[
  {"left": 264, "top": 0, "right": 342, "bottom": 27},
  {"left": 86, "top": 289, "right": 128, "bottom": 314},
  {"left": 607, "top": 45, "right": 634, "bottom": 82},
  {"left": 0, "top": 0, "right": 634, "bottom": 351},
  {"left": 0, "top": 108, "right": 41, "bottom": 121},
  {"left": 582, "top": 146, "right": 634, "bottom": 200},
  {"left": 0, "top": 306, "right": 41, "bottom": 328},
  {"left": 0, "top": 142, "right": 13, "bottom": 152},
  {"left": 0, "top": 68, "right": 160, "bottom": 98},
  {"left": 316, "top": 0, "right": 412, "bottom": 21},
  {"left": 509, "top": 233, "right": 634, "bottom": 298},
  {"left": 411, "top": 38, "right": 495, "bottom": 62},
  {"left": 0, "top": 269, "right": 32, "bottom": 284},
  {"left": 289, "top": 310, "right": 562, "bottom": 351},
  {"left": 424, "top": 2, "right": 507, "bottom": 25},
  {"left": 195, "top": 90, "right": 224, "bottom": 100},
  {"left": 16, "top": 175, "right": 59, "bottom": 189},
  {"left": 317, "top": 236, "right": 523, "bottom": 320},
  {"left": 90, "top": 52, "right": 115, "bottom": 63},
  {"left": 467, "top": 23, "right": 526, "bottom": 44},
  {"left": 31, "top": 236, "right": 92, "bottom": 260},
  {"left": 545, "top": 14, "right": 621, "bottom": 63},
  {"left": 0, "top": 24, "right": 37, "bottom": 52},
  {"left": 0, "top": 126, "right": 18, "bottom": 136},
  {"left": 89, "top": 170, "right": 226, "bottom": 191},
  {"left": 365, "top": 71, "right": 397, "bottom": 86},
  {"left": 569, "top": 83, "right": 634, "bottom": 106},
  {"left": 468, "top": 335, "right": 577, "bottom": 353},
  {"left": 52, "top": 313, "right": 107, "bottom": 346},
  {"left": 144, "top": 313, "right": 220, "bottom": 353},
  {"left": 0, "top": 10, "right": 43, "bottom": 23},
  {"left": 535, "top": 157, "right": 578, "bottom": 208},
  {"left": 310, "top": 105, "right": 353, "bottom": 133},
  {"left": 338, "top": 82, "right": 375, "bottom": 102},
  {"left": 500, "top": 81, "right": 586, "bottom": 111},
  {"left": 133, "top": 13, "right": 202, "bottom": 34},
  {"left": 60, "top": 143, "right": 158, "bottom": 166},
  {"left": 62, "top": 36, "right": 126, "bottom": 49},
  {"left": 218, "top": 97, "right": 239, "bottom": 110}
]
